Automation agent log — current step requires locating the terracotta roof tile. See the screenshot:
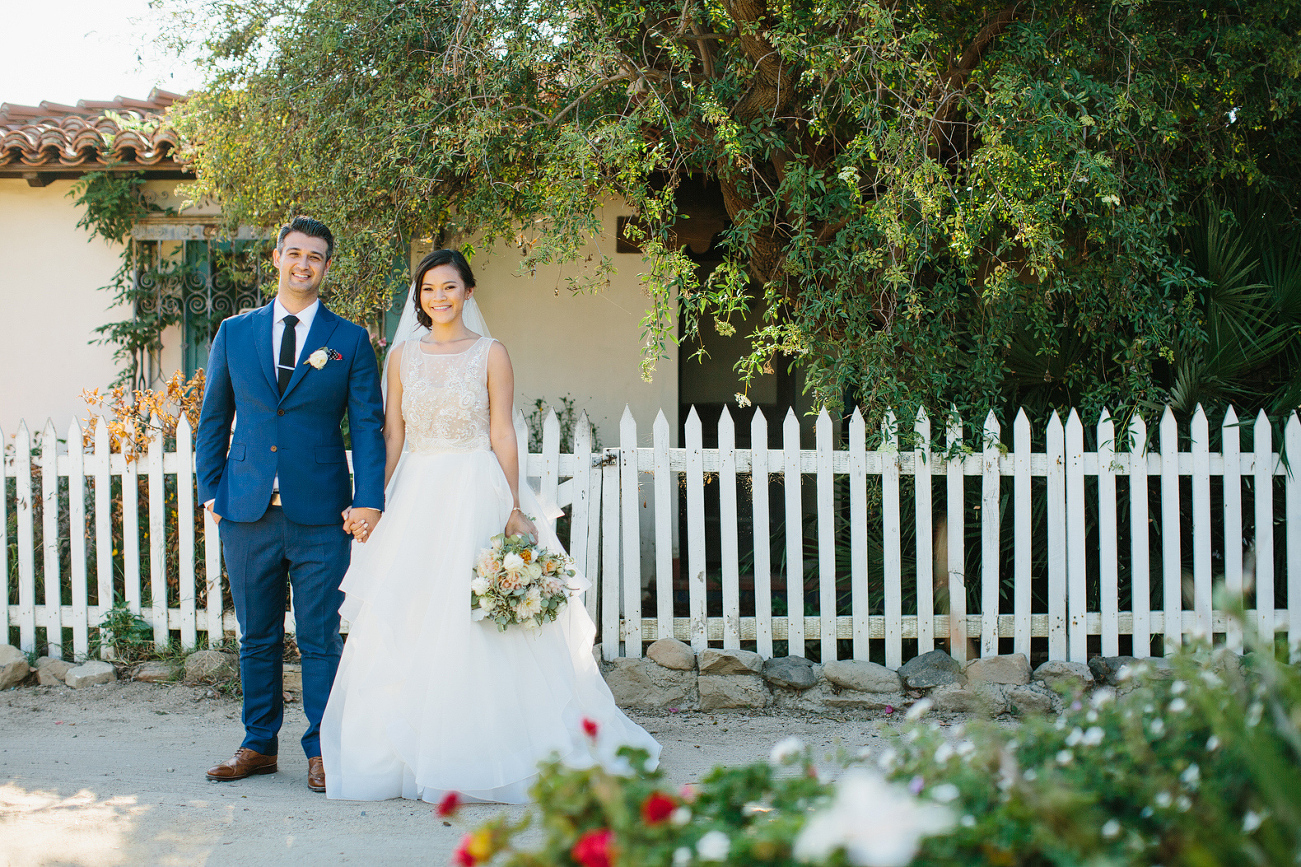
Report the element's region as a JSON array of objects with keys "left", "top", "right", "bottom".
[{"left": 0, "top": 89, "right": 187, "bottom": 174}]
